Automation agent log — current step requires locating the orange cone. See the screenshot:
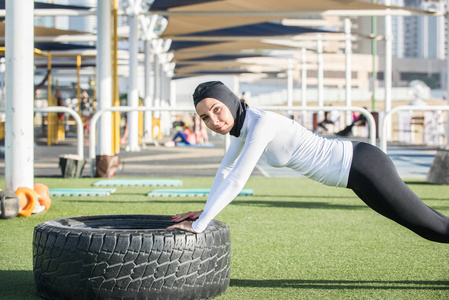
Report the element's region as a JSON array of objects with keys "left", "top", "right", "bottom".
[
  {"left": 34, "top": 183, "right": 51, "bottom": 210},
  {"left": 15, "top": 187, "right": 38, "bottom": 217}
]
